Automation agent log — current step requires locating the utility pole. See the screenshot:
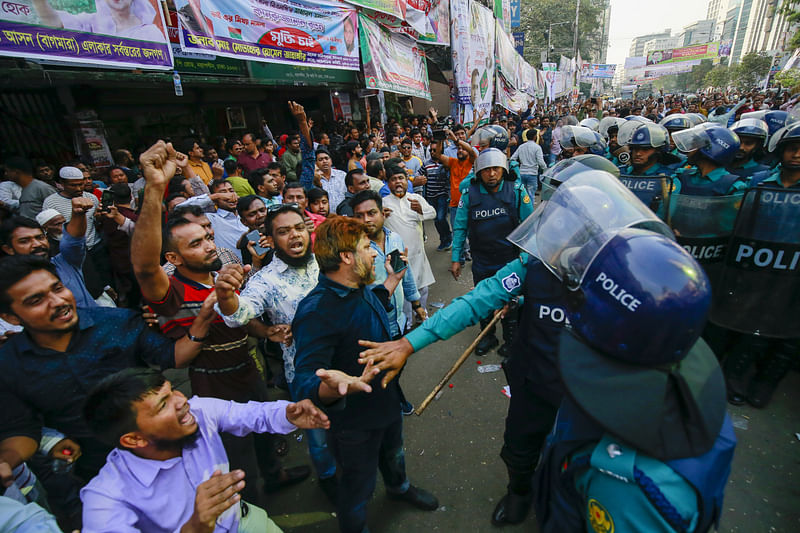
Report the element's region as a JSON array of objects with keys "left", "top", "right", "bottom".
[
  {"left": 546, "top": 21, "right": 571, "bottom": 64},
  {"left": 572, "top": 0, "right": 580, "bottom": 61}
]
